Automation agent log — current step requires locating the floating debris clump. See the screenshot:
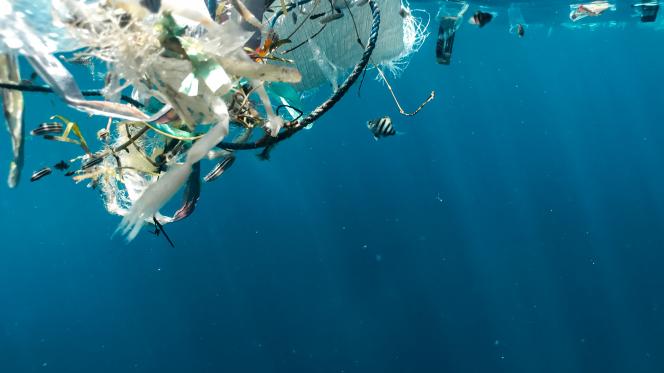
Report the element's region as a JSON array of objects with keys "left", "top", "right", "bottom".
[{"left": 0, "top": 0, "right": 434, "bottom": 243}]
